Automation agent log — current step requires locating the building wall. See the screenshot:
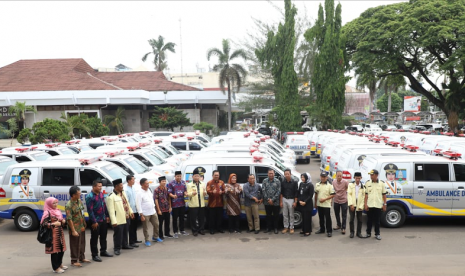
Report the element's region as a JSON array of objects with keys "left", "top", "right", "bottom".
[
  {"left": 345, "top": 93, "right": 370, "bottom": 115},
  {"left": 200, "top": 108, "right": 217, "bottom": 126}
]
